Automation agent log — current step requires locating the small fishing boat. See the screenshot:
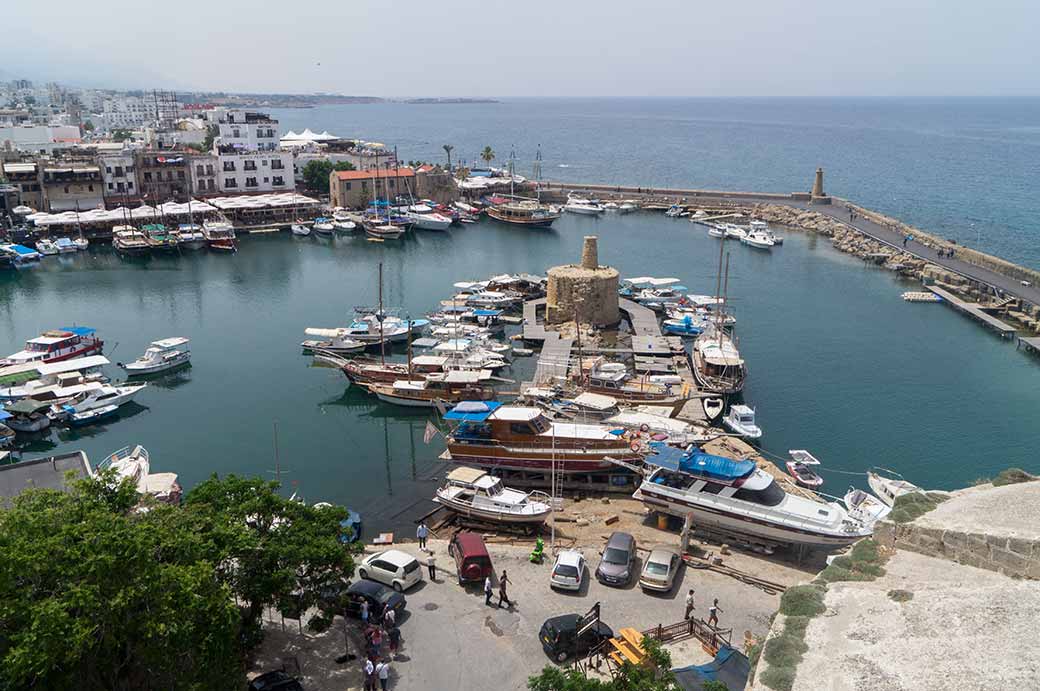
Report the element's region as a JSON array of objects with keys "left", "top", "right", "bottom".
[
  {"left": 867, "top": 470, "right": 922, "bottom": 507},
  {"left": 177, "top": 224, "right": 207, "bottom": 250},
  {"left": 54, "top": 237, "right": 78, "bottom": 254},
  {"left": 664, "top": 204, "right": 684, "bottom": 218},
  {"left": 291, "top": 221, "right": 312, "bottom": 236},
  {"left": 35, "top": 238, "right": 59, "bottom": 255},
  {"left": 701, "top": 397, "right": 724, "bottom": 422},
  {"left": 2, "top": 398, "right": 52, "bottom": 433},
  {"left": 68, "top": 403, "right": 119, "bottom": 426},
  {"left": 786, "top": 450, "right": 823, "bottom": 489},
  {"left": 300, "top": 328, "right": 367, "bottom": 355},
  {"left": 312, "top": 217, "right": 335, "bottom": 236},
  {"left": 742, "top": 228, "right": 775, "bottom": 249},
  {"left": 435, "top": 466, "right": 553, "bottom": 524},
  {"left": 723, "top": 404, "right": 762, "bottom": 439},
  {"left": 749, "top": 220, "right": 782, "bottom": 245},
  {"left": 662, "top": 315, "right": 706, "bottom": 338},
  {"left": 120, "top": 337, "right": 191, "bottom": 376},
  {"left": 843, "top": 487, "right": 892, "bottom": 524}
]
